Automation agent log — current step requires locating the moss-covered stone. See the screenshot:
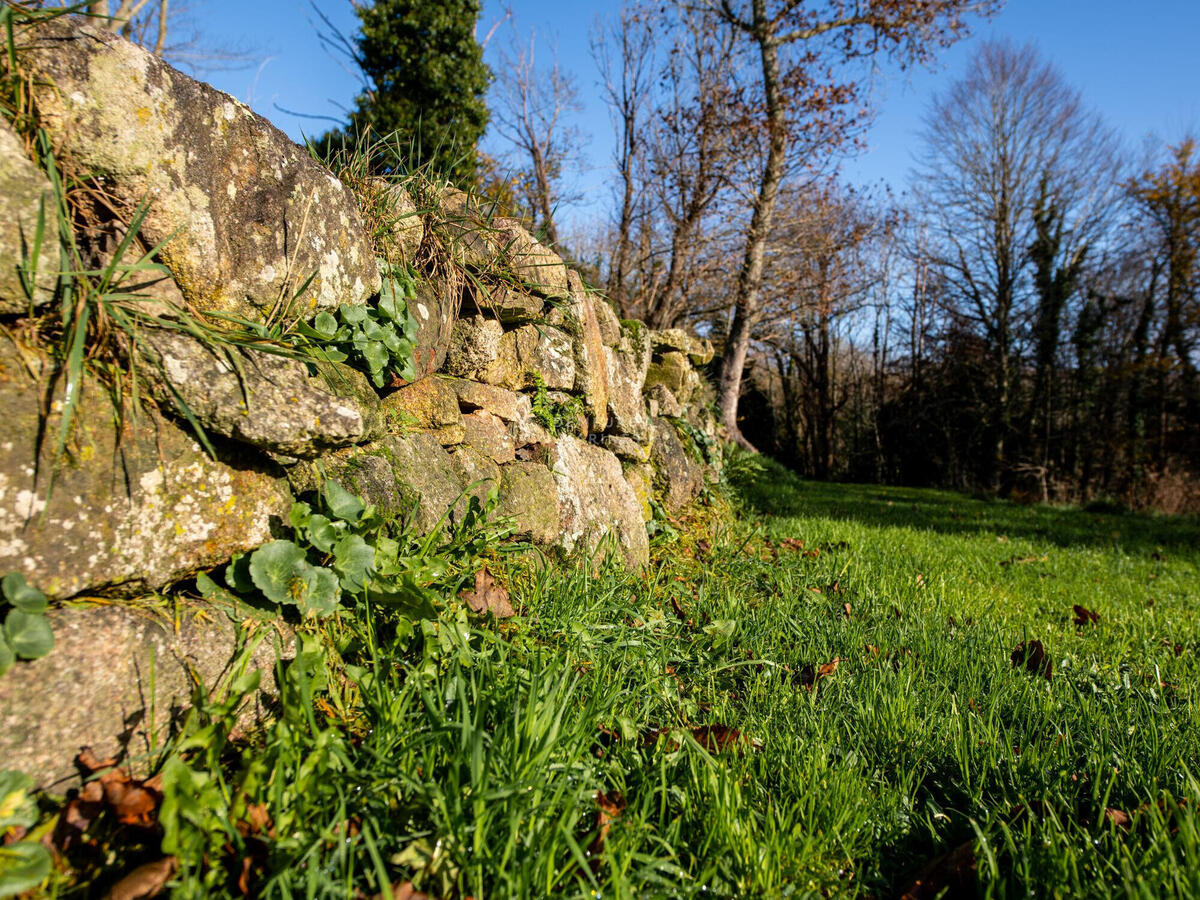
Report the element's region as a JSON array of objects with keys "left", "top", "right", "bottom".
[
  {"left": 461, "top": 410, "right": 517, "bottom": 464},
  {"left": 497, "top": 461, "right": 559, "bottom": 544},
  {"left": 644, "top": 351, "right": 696, "bottom": 403},
  {"left": 381, "top": 376, "right": 464, "bottom": 446},
  {"left": 648, "top": 417, "right": 704, "bottom": 514}
]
